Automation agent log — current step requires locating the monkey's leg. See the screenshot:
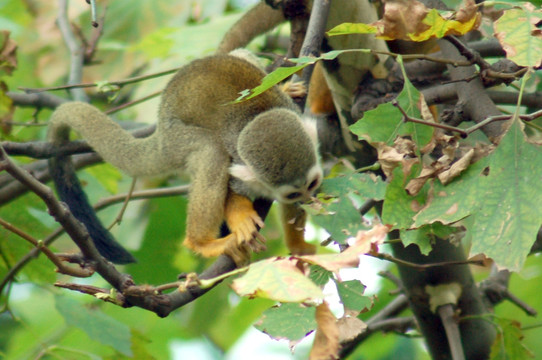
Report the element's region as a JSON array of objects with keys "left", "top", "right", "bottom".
[
  {"left": 181, "top": 130, "right": 261, "bottom": 264},
  {"left": 280, "top": 203, "right": 316, "bottom": 255},
  {"left": 182, "top": 137, "right": 233, "bottom": 257}
]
